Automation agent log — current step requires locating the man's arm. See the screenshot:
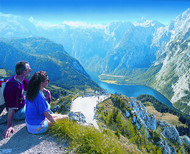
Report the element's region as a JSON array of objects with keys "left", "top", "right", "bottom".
[{"left": 3, "top": 108, "right": 15, "bottom": 138}]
